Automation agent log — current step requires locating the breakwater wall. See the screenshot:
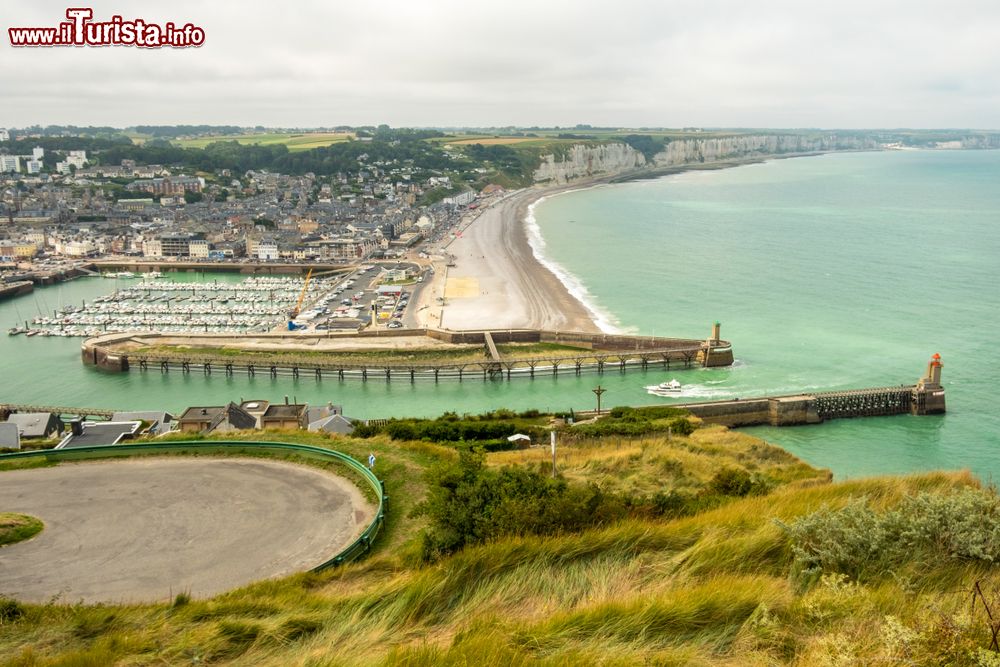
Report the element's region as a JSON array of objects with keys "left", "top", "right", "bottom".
[
  {"left": 0, "top": 280, "right": 33, "bottom": 301},
  {"left": 675, "top": 379, "right": 945, "bottom": 426},
  {"left": 81, "top": 326, "right": 735, "bottom": 380}
]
